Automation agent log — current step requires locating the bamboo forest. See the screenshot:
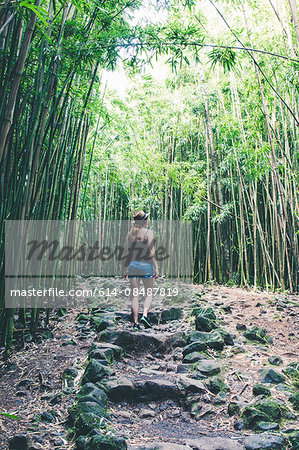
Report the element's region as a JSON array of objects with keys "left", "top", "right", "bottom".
[{"left": 0, "top": 0, "right": 298, "bottom": 448}]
